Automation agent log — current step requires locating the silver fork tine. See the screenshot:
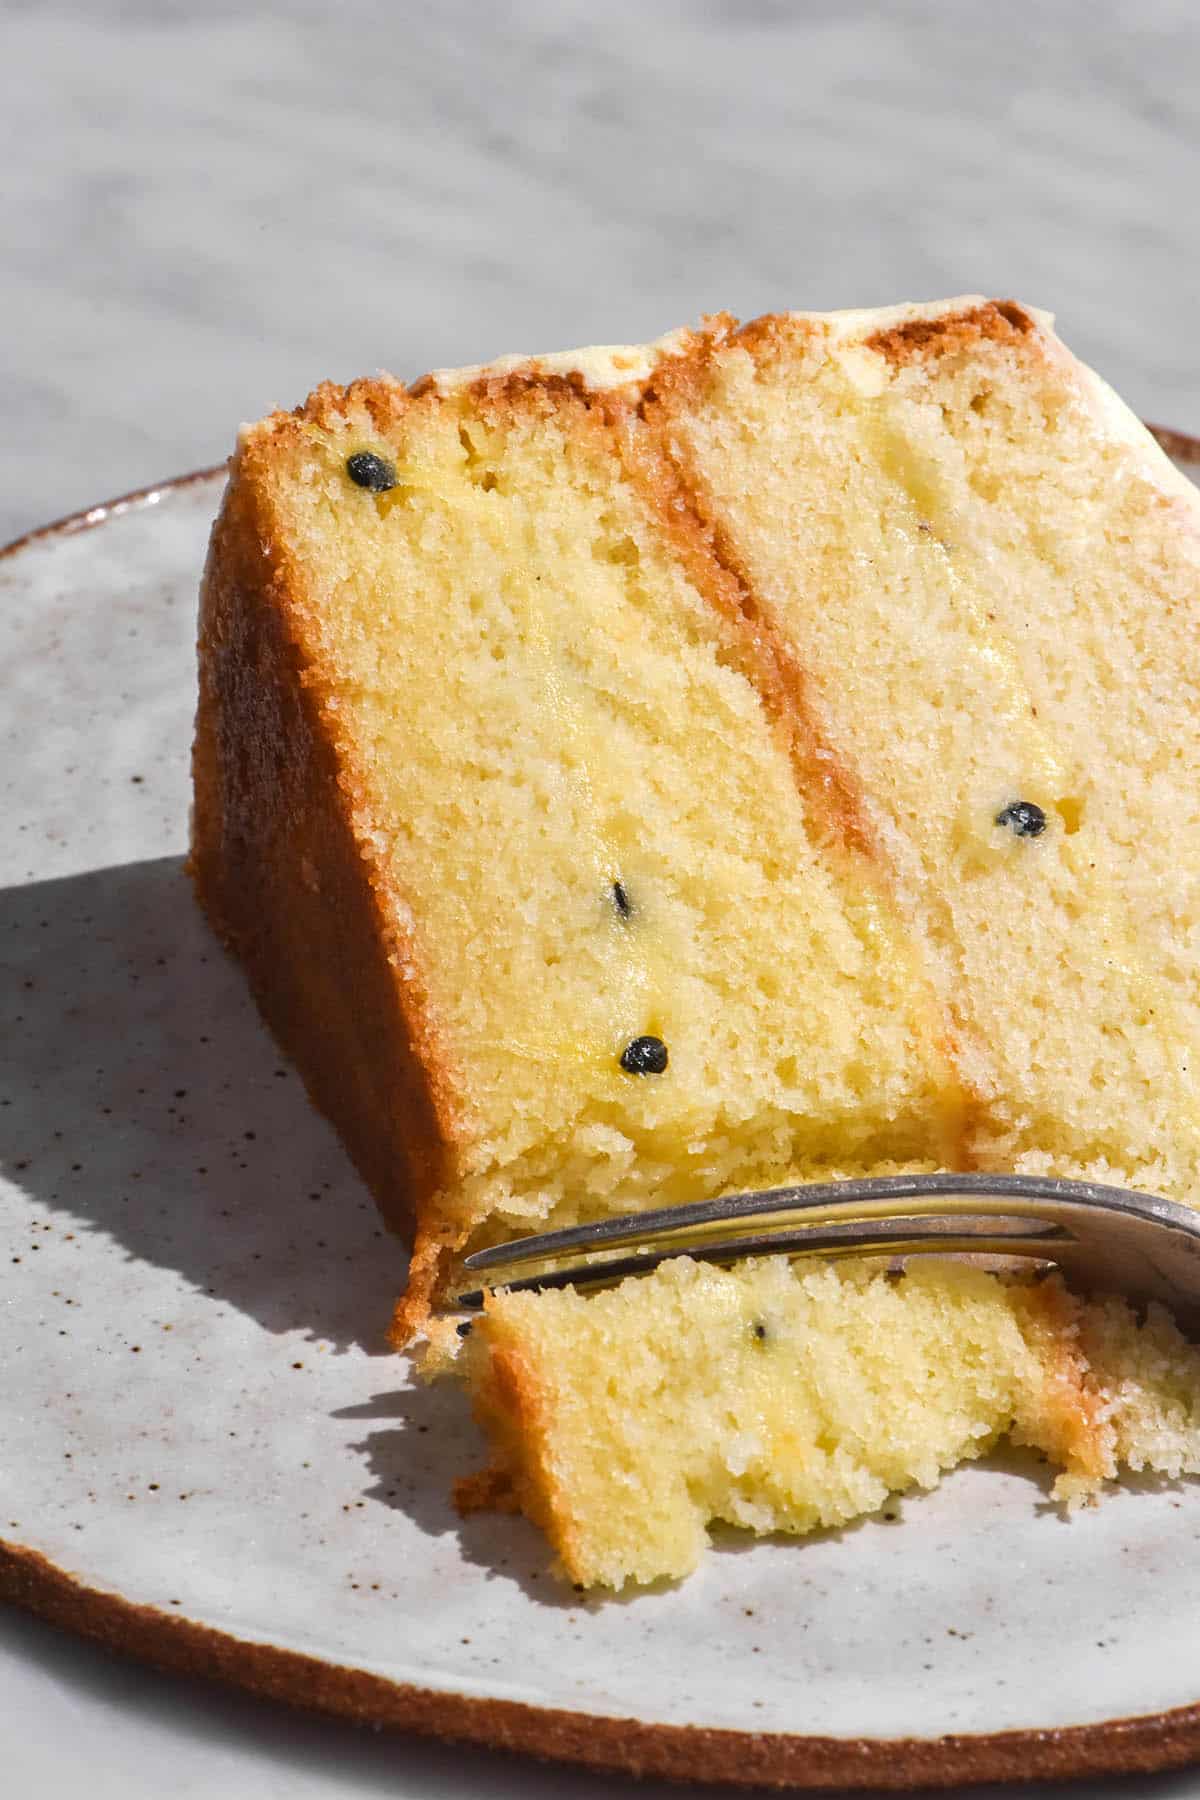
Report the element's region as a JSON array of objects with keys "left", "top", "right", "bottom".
[
  {"left": 455, "top": 1212, "right": 1067, "bottom": 1308},
  {"left": 454, "top": 1173, "right": 1200, "bottom": 1333},
  {"left": 464, "top": 1173, "right": 1174, "bottom": 1271}
]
